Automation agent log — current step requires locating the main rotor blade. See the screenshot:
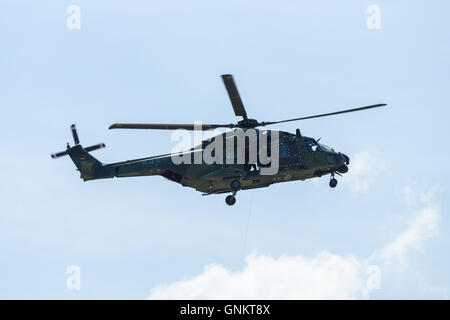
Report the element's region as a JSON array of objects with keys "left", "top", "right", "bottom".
[
  {"left": 109, "top": 123, "right": 235, "bottom": 130},
  {"left": 221, "top": 74, "right": 248, "bottom": 120},
  {"left": 261, "top": 104, "right": 387, "bottom": 126}
]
